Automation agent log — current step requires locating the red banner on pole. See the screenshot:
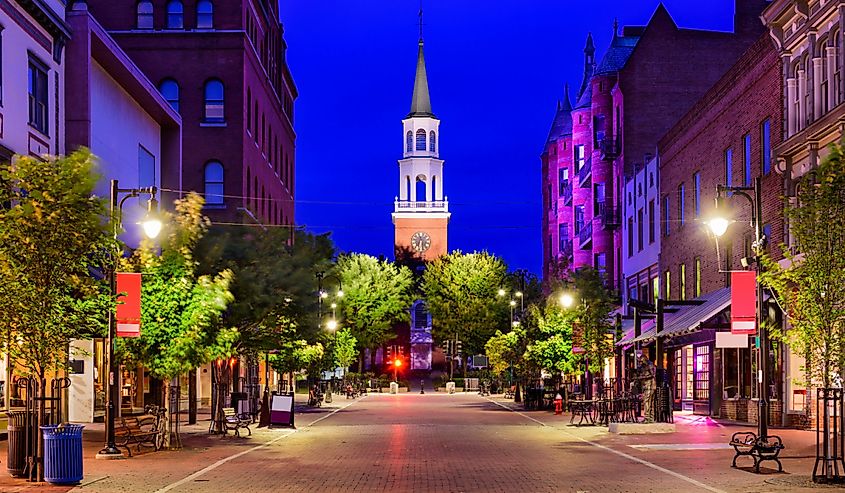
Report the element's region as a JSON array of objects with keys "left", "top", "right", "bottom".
[
  {"left": 731, "top": 271, "right": 756, "bottom": 334},
  {"left": 116, "top": 272, "right": 142, "bottom": 338}
]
